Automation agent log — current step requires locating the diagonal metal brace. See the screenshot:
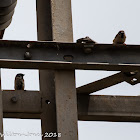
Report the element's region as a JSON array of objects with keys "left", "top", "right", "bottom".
[{"left": 77, "top": 71, "right": 140, "bottom": 95}]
